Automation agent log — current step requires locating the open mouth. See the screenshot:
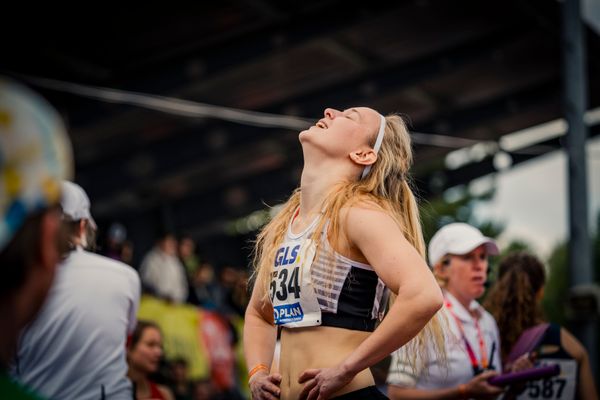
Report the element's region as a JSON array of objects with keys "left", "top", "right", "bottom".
[{"left": 315, "top": 121, "right": 327, "bottom": 129}]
